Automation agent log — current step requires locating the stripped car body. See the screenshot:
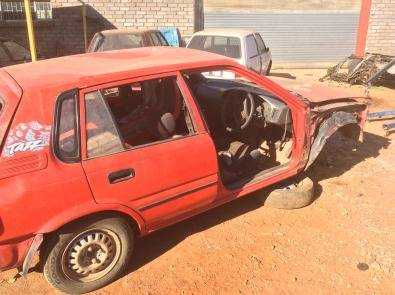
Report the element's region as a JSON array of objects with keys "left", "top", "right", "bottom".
[{"left": 0, "top": 47, "right": 368, "bottom": 293}]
